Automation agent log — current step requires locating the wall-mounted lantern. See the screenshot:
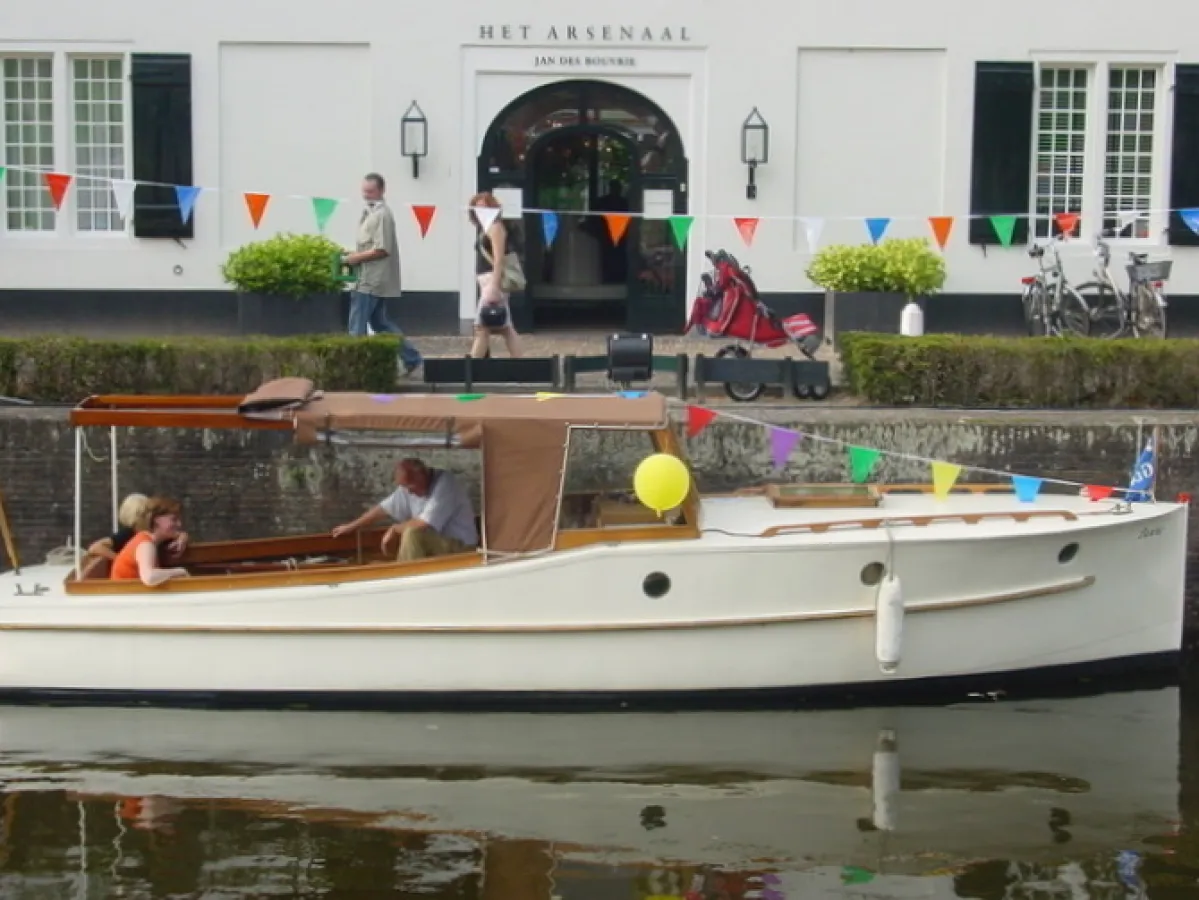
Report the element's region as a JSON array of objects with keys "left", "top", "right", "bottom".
[
  {"left": 741, "top": 107, "right": 769, "bottom": 200},
  {"left": 401, "top": 101, "right": 429, "bottom": 179}
]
